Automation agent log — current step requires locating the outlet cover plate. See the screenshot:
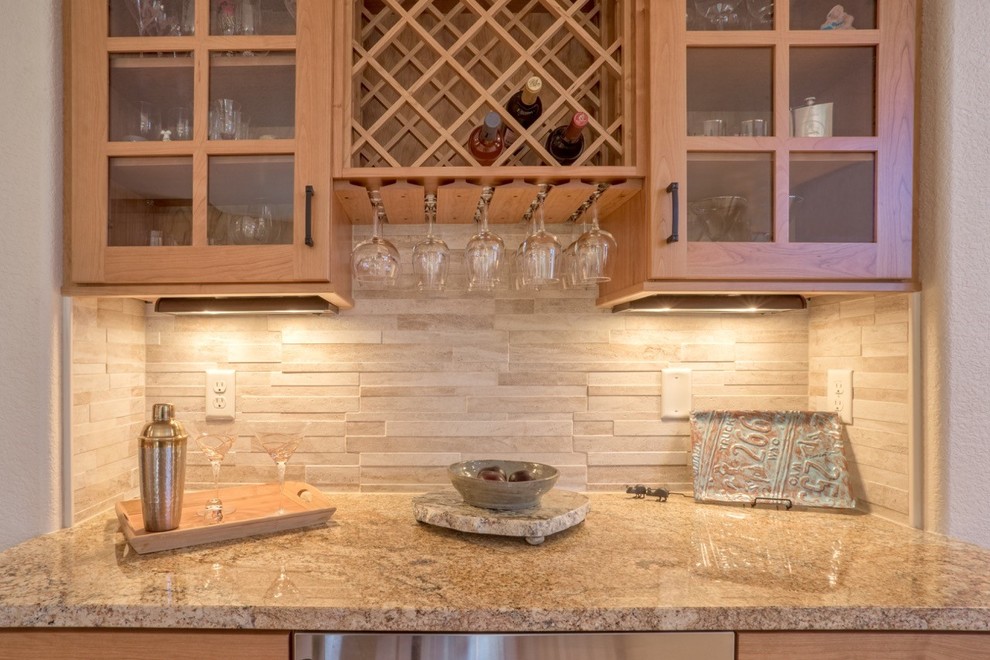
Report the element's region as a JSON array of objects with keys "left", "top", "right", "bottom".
[
  {"left": 206, "top": 369, "right": 235, "bottom": 421},
  {"left": 661, "top": 368, "right": 692, "bottom": 420}
]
